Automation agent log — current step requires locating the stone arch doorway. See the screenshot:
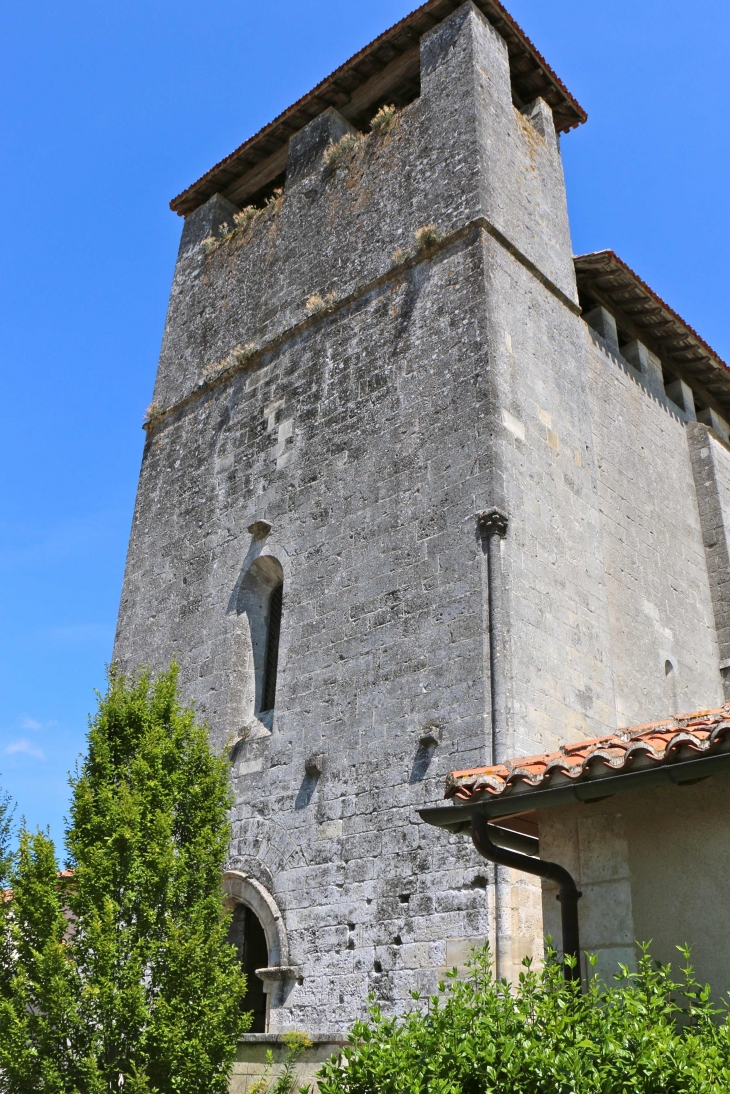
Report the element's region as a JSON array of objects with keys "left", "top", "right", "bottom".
[
  {"left": 228, "top": 903, "right": 269, "bottom": 1031},
  {"left": 223, "top": 872, "right": 296, "bottom": 1033}
]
